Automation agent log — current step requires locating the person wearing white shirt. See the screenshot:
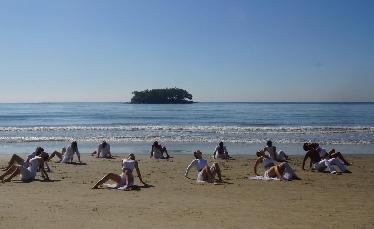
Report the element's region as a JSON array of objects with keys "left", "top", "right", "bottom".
[
  {"left": 212, "top": 142, "right": 231, "bottom": 159},
  {"left": 91, "top": 141, "right": 113, "bottom": 158},
  {"left": 263, "top": 140, "right": 289, "bottom": 162},
  {"left": 185, "top": 150, "right": 222, "bottom": 183},
  {"left": 150, "top": 141, "right": 170, "bottom": 159},
  {"left": 92, "top": 153, "right": 146, "bottom": 191},
  {"left": 0, "top": 150, "right": 50, "bottom": 182},
  {"left": 1, "top": 147, "right": 51, "bottom": 172},
  {"left": 49, "top": 141, "right": 81, "bottom": 163},
  {"left": 254, "top": 149, "right": 300, "bottom": 180}
]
